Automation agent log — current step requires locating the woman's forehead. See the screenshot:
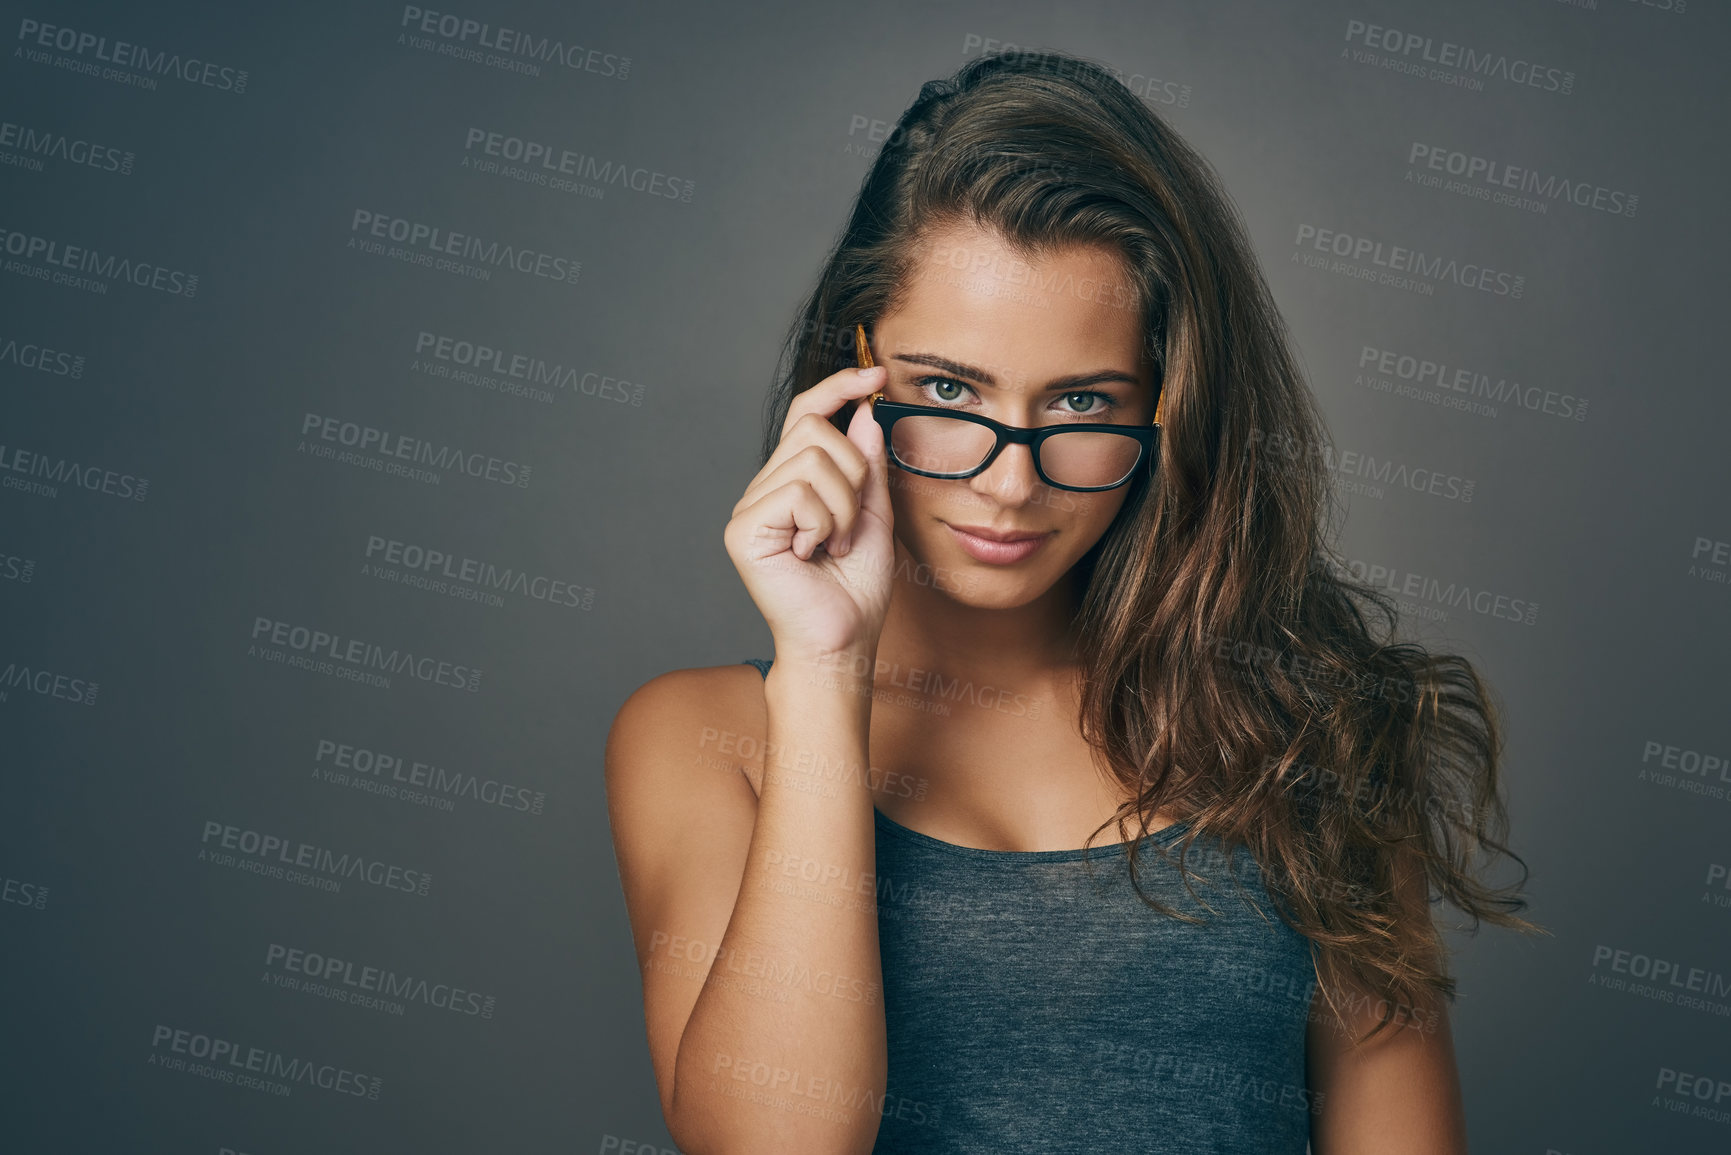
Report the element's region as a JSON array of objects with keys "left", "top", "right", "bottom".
[{"left": 881, "top": 233, "right": 1152, "bottom": 391}]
